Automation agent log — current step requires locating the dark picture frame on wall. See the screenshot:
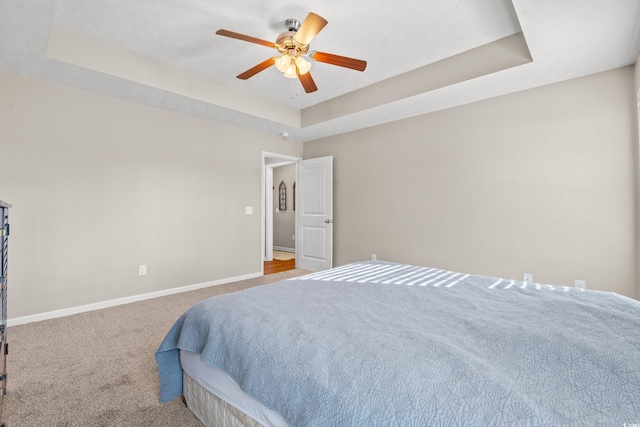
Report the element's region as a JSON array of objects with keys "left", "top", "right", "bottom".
[{"left": 279, "top": 180, "right": 286, "bottom": 211}]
